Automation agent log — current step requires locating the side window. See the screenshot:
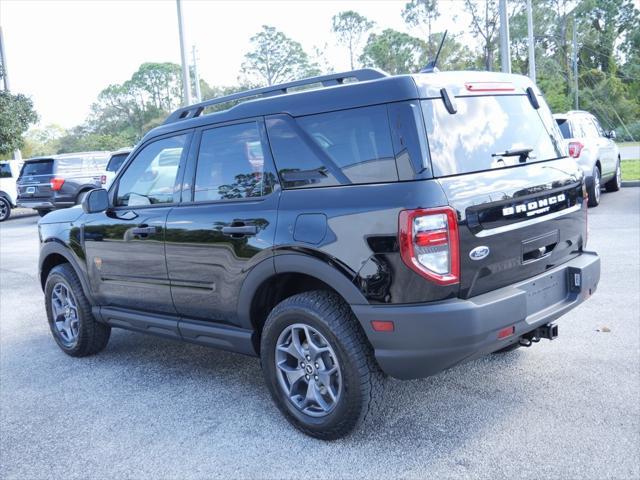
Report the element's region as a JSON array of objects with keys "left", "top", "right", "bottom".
[
  {"left": 194, "top": 122, "right": 273, "bottom": 202},
  {"left": 266, "top": 115, "right": 340, "bottom": 189},
  {"left": 0, "top": 163, "right": 12, "bottom": 178},
  {"left": 592, "top": 118, "right": 605, "bottom": 137},
  {"left": 116, "top": 134, "right": 187, "bottom": 207},
  {"left": 297, "top": 105, "right": 398, "bottom": 185},
  {"left": 580, "top": 117, "right": 598, "bottom": 138}
]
